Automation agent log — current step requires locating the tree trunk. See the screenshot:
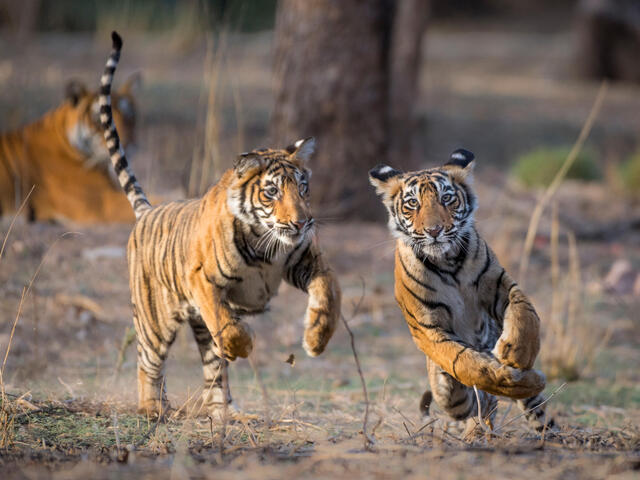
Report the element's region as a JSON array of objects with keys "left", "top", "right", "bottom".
[
  {"left": 388, "top": 0, "right": 429, "bottom": 167},
  {"left": 272, "top": 0, "right": 427, "bottom": 219},
  {"left": 574, "top": 0, "right": 640, "bottom": 83},
  {"left": 272, "top": 0, "right": 392, "bottom": 219}
]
